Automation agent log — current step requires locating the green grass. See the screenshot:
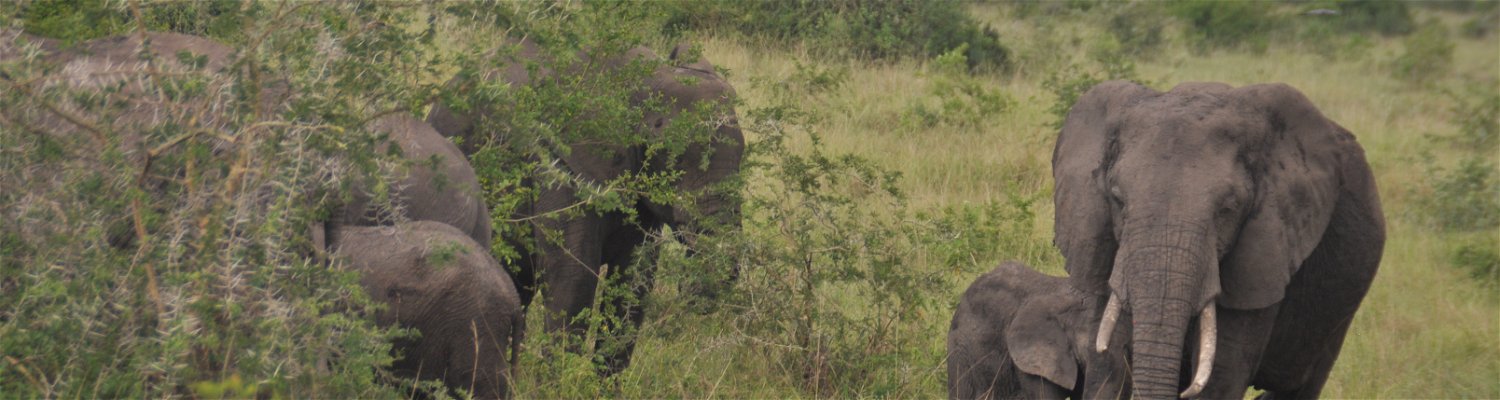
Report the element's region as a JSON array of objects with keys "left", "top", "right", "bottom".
[{"left": 559, "top": 5, "right": 1500, "bottom": 399}]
